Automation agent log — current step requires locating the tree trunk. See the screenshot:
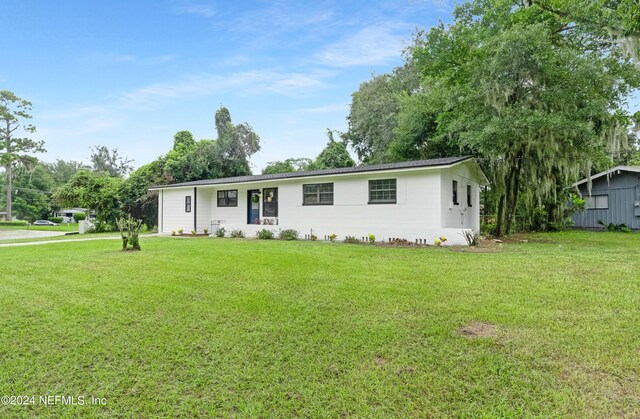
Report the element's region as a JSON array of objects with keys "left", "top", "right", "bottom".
[
  {"left": 5, "top": 163, "right": 11, "bottom": 221},
  {"left": 496, "top": 193, "right": 506, "bottom": 237},
  {"left": 505, "top": 154, "right": 522, "bottom": 235}
]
